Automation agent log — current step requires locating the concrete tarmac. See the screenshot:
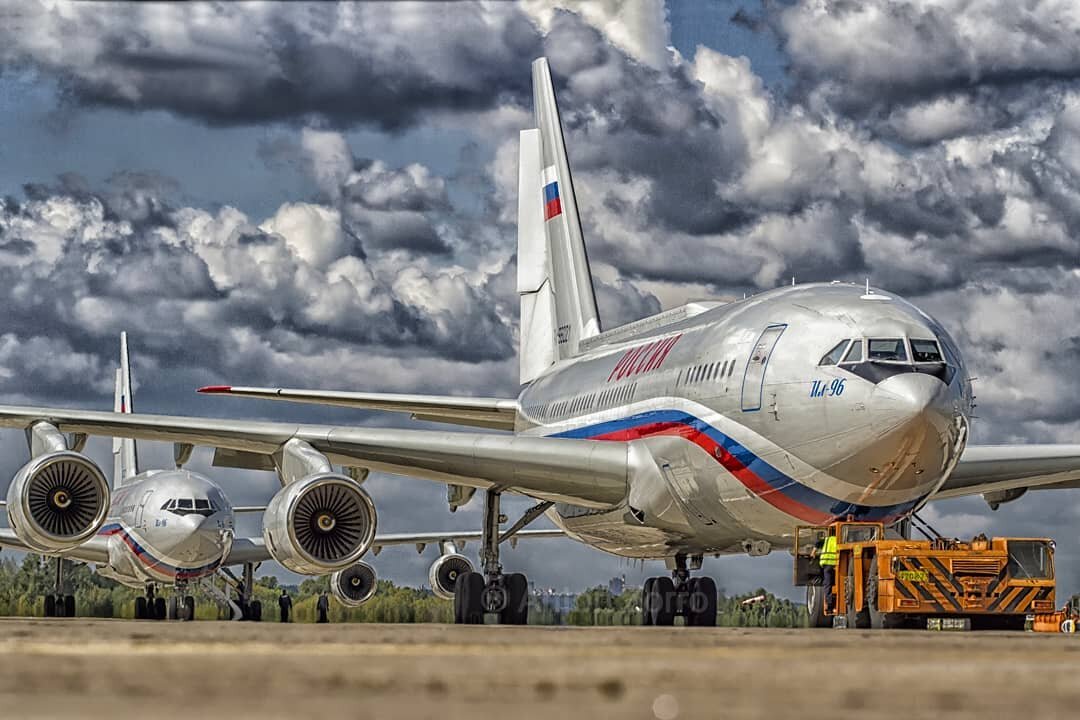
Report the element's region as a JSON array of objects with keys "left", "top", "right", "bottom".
[{"left": 0, "top": 619, "right": 1078, "bottom": 719}]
